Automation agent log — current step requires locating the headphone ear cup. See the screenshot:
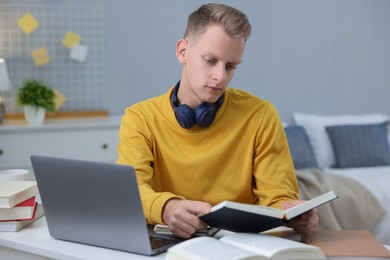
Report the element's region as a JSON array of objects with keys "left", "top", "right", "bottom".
[
  {"left": 194, "top": 103, "right": 216, "bottom": 128},
  {"left": 174, "top": 104, "right": 196, "bottom": 128}
]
